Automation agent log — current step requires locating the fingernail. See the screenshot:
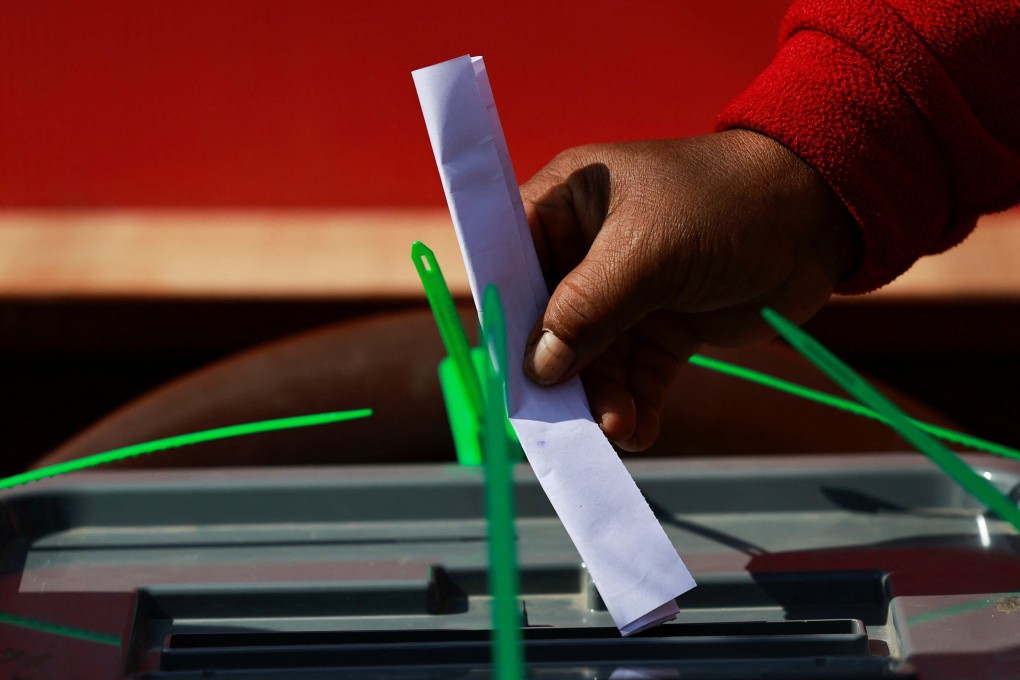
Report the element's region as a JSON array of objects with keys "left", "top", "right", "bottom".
[
  {"left": 530, "top": 331, "right": 575, "bottom": 385},
  {"left": 615, "top": 437, "right": 641, "bottom": 453}
]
